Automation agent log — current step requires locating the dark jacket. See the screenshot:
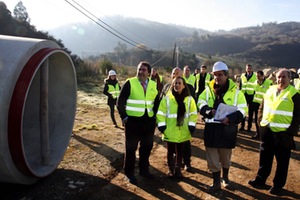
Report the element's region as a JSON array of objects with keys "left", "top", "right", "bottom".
[
  {"left": 199, "top": 79, "right": 245, "bottom": 148},
  {"left": 117, "top": 78, "right": 159, "bottom": 121},
  {"left": 103, "top": 79, "right": 121, "bottom": 105}
]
